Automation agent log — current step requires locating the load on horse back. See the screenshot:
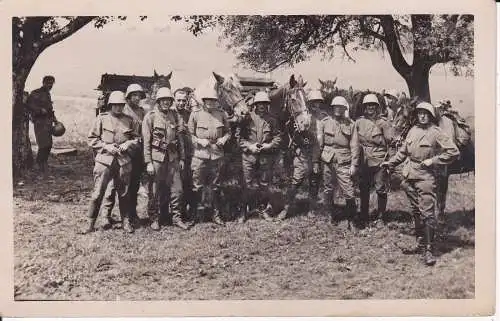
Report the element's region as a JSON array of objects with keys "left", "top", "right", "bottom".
[
  {"left": 95, "top": 70, "right": 172, "bottom": 115},
  {"left": 391, "top": 97, "right": 475, "bottom": 175},
  {"left": 318, "top": 78, "right": 388, "bottom": 121}
]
